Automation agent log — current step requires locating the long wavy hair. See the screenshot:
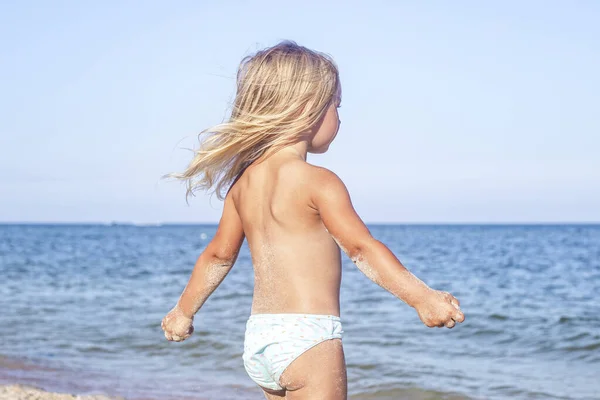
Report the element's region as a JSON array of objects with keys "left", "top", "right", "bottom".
[{"left": 168, "top": 41, "right": 340, "bottom": 200}]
